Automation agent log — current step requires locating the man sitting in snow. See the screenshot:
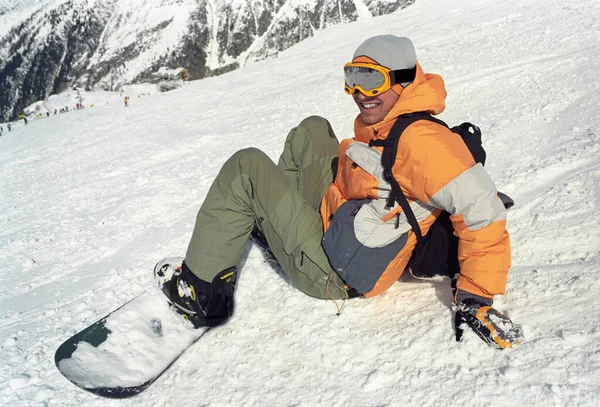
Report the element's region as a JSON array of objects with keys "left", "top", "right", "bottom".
[{"left": 155, "top": 35, "right": 523, "bottom": 349}]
